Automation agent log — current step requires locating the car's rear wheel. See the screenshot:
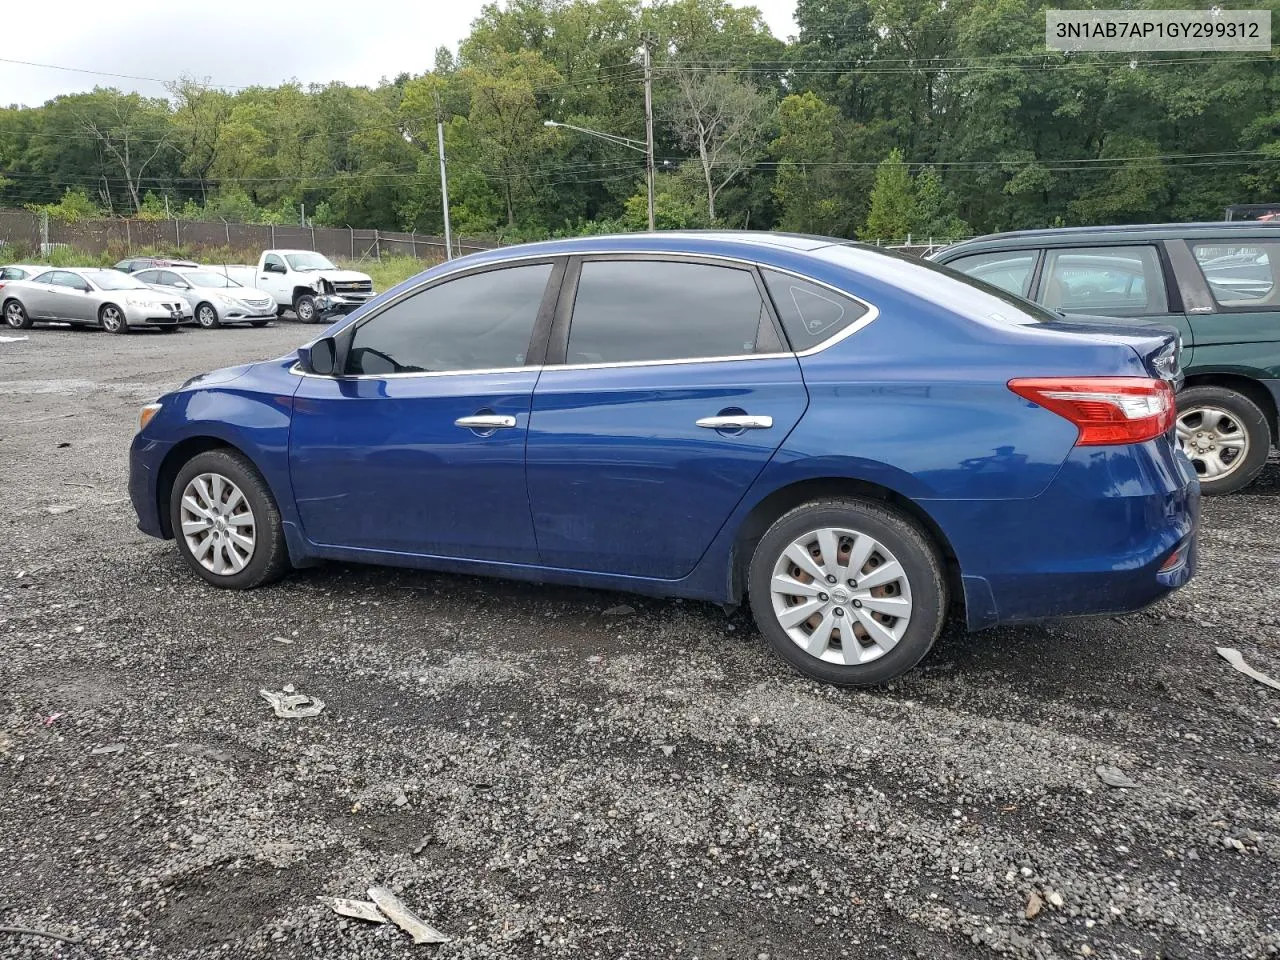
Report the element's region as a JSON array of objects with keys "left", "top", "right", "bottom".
[
  {"left": 99, "top": 304, "right": 127, "bottom": 334},
  {"left": 294, "top": 294, "right": 318, "bottom": 323},
  {"left": 195, "top": 303, "right": 221, "bottom": 329},
  {"left": 4, "top": 299, "right": 32, "bottom": 329},
  {"left": 169, "top": 449, "right": 291, "bottom": 589},
  {"left": 1175, "top": 385, "right": 1270, "bottom": 495},
  {"left": 748, "top": 498, "right": 947, "bottom": 686}
]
